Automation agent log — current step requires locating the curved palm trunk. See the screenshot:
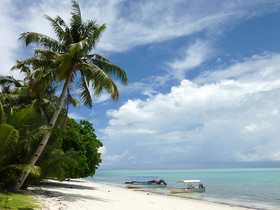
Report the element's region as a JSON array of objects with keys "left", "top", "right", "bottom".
[
  {"left": 62, "top": 89, "right": 71, "bottom": 127},
  {"left": 8, "top": 69, "right": 74, "bottom": 191}
]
